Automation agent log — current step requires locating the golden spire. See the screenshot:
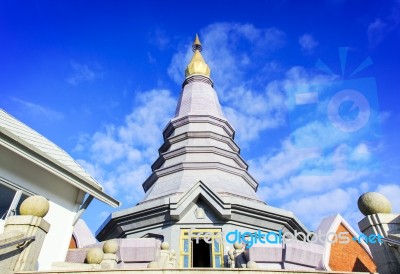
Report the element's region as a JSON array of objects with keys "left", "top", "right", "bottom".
[
  {"left": 185, "top": 34, "right": 211, "bottom": 78},
  {"left": 192, "top": 34, "right": 202, "bottom": 51}
]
